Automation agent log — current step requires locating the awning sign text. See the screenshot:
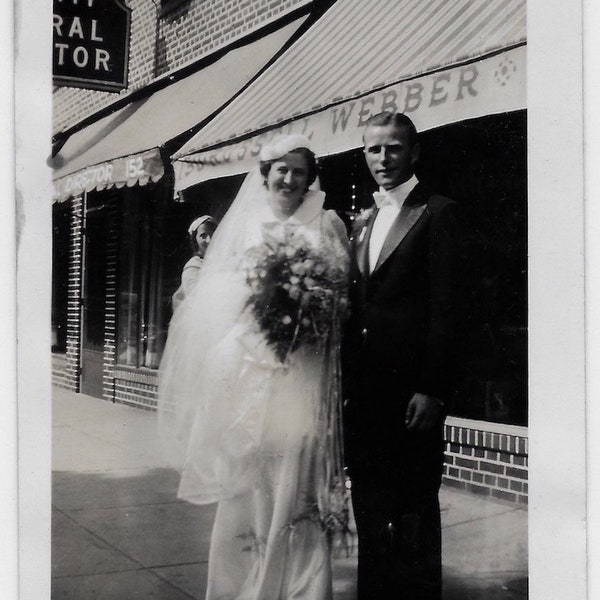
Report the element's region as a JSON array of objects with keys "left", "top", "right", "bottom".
[
  {"left": 53, "top": 150, "right": 165, "bottom": 202},
  {"left": 173, "top": 46, "right": 526, "bottom": 190}
]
